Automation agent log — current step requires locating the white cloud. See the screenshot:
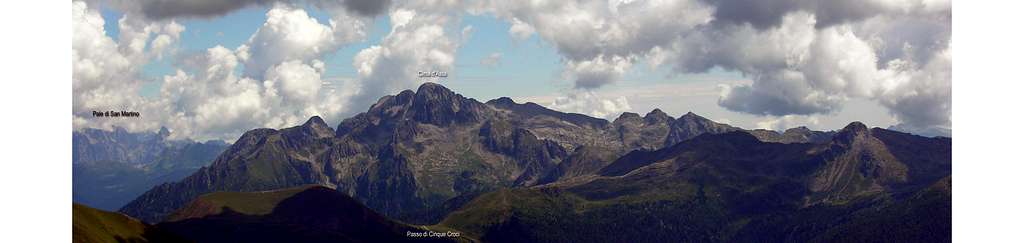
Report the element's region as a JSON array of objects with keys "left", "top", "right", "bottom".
[
  {"left": 179, "top": 4, "right": 366, "bottom": 139},
  {"left": 72, "top": 0, "right": 132, "bottom": 98},
  {"left": 241, "top": 4, "right": 366, "bottom": 79},
  {"left": 156, "top": 46, "right": 267, "bottom": 139},
  {"left": 265, "top": 60, "right": 325, "bottom": 103},
  {"left": 72, "top": 0, "right": 185, "bottom": 133},
  {"left": 549, "top": 90, "right": 632, "bottom": 120},
  {"left": 507, "top": 17, "right": 533, "bottom": 40},
  {"left": 348, "top": 8, "right": 458, "bottom": 108},
  {"left": 72, "top": 0, "right": 952, "bottom": 140},
  {"left": 704, "top": 11, "right": 951, "bottom": 129},
  {"left": 876, "top": 43, "right": 952, "bottom": 130},
  {"left": 461, "top": 25, "right": 474, "bottom": 42},
  {"left": 565, "top": 55, "right": 632, "bottom": 89},
  {"left": 112, "top": 0, "right": 270, "bottom": 20},
  {"left": 72, "top": 1, "right": 365, "bottom": 141},
  {"left": 153, "top": 44, "right": 351, "bottom": 141},
  {"left": 389, "top": 8, "right": 417, "bottom": 30},
  {"left": 472, "top": 0, "right": 713, "bottom": 89},
  {"left": 480, "top": 52, "right": 502, "bottom": 67},
  {"left": 756, "top": 114, "right": 821, "bottom": 131},
  {"left": 112, "top": 0, "right": 393, "bottom": 20},
  {"left": 474, "top": 0, "right": 950, "bottom": 131},
  {"left": 335, "top": 0, "right": 393, "bottom": 17},
  {"left": 116, "top": 12, "right": 185, "bottom": 59}
]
